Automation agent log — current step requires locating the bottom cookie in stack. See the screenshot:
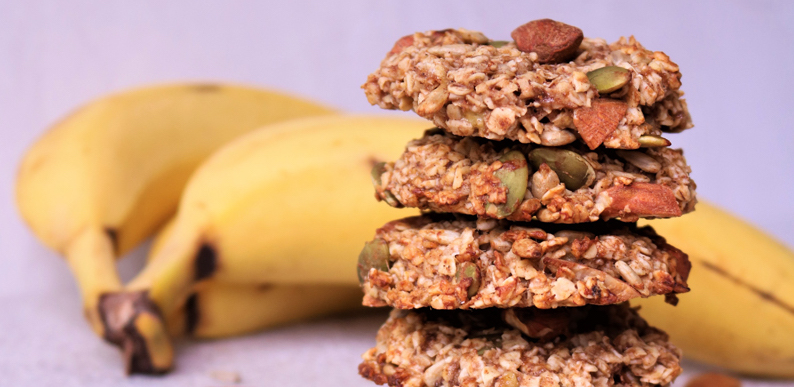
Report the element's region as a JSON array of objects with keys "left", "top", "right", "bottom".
[{"left": 359, "top": 304, "right": 682, "bottom": 387}]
